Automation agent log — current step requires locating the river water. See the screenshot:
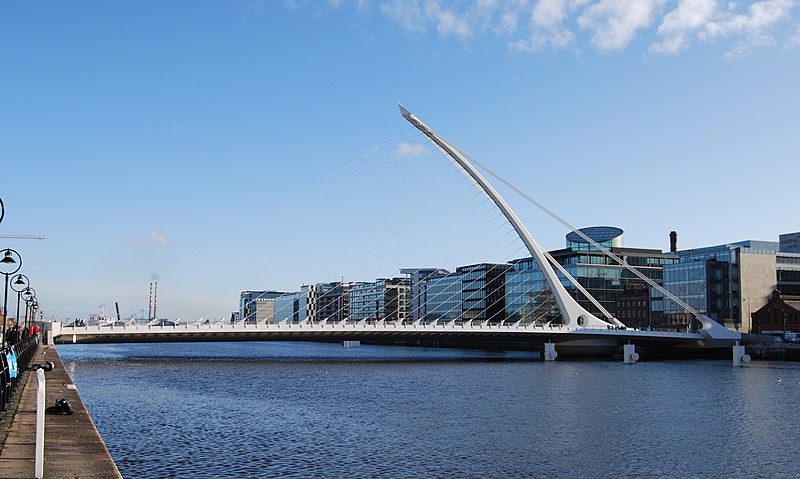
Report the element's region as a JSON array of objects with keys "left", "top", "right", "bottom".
[{"left": 58, "top": 342, "right": 799, "bottom": 478}]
